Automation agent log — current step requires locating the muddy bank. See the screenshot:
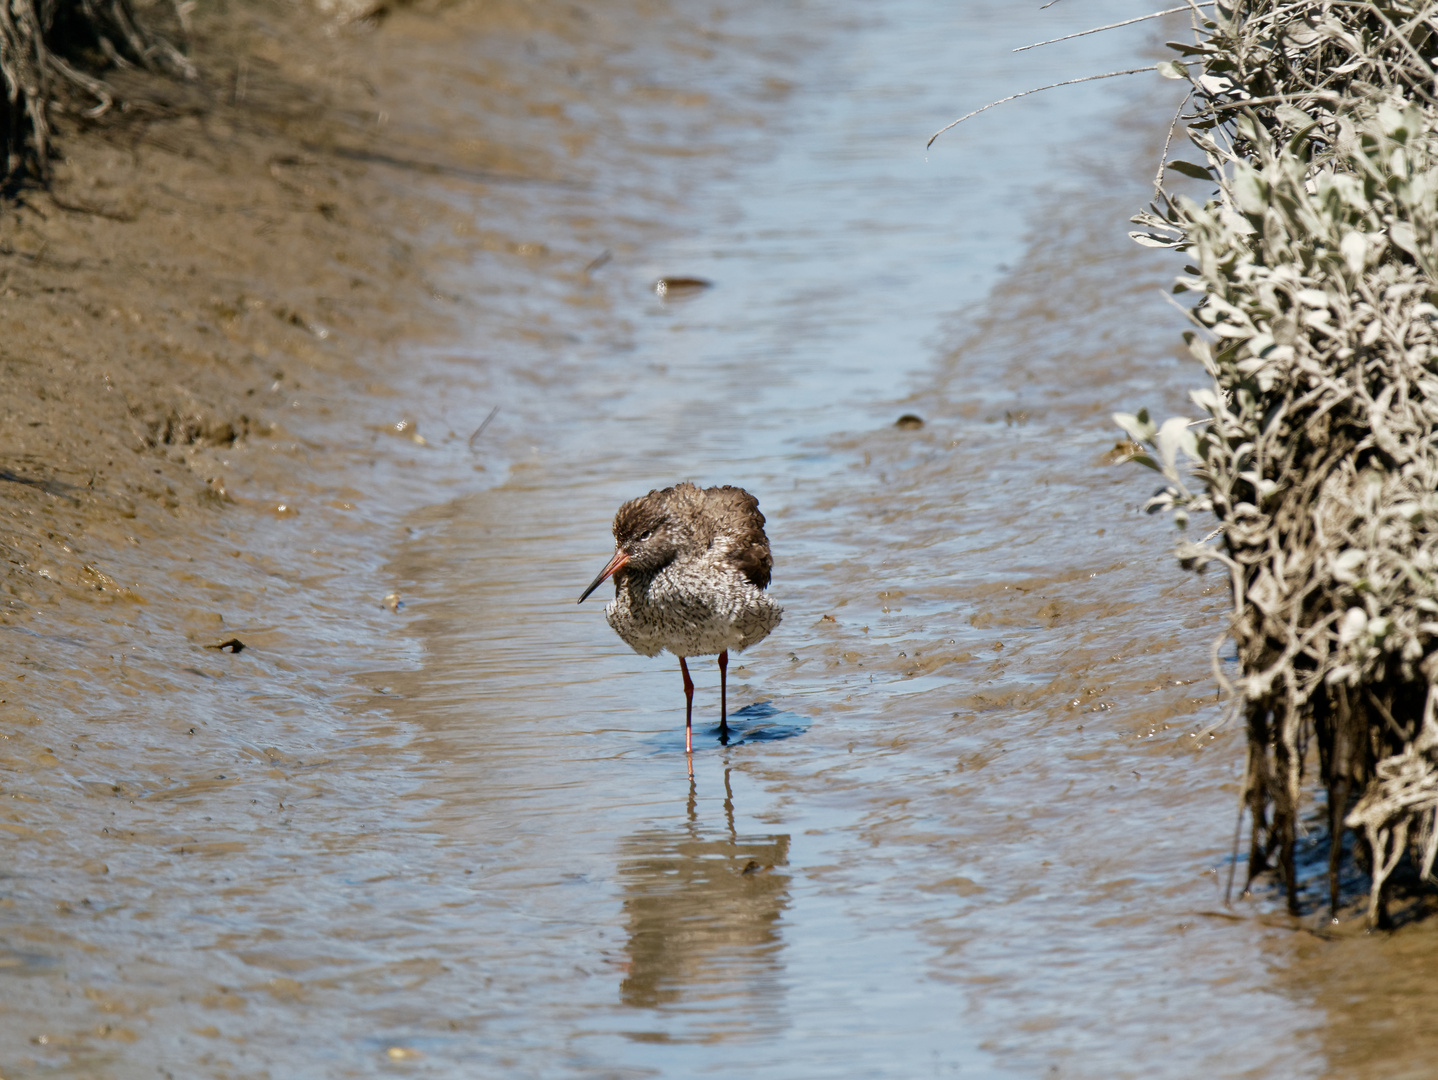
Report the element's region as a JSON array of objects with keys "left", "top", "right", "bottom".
[{"left": 0, "top": 0, "right": 583, "bottom": 624}]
